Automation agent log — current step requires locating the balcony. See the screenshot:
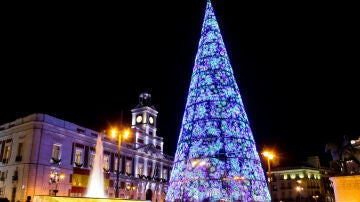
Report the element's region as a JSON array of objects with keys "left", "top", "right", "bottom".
[
  {"left": 74, "top": 162, "right": 83, "bottom": 168},
  {"left": 50, "top": 157, "right": 61, "bottom": 164}
]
